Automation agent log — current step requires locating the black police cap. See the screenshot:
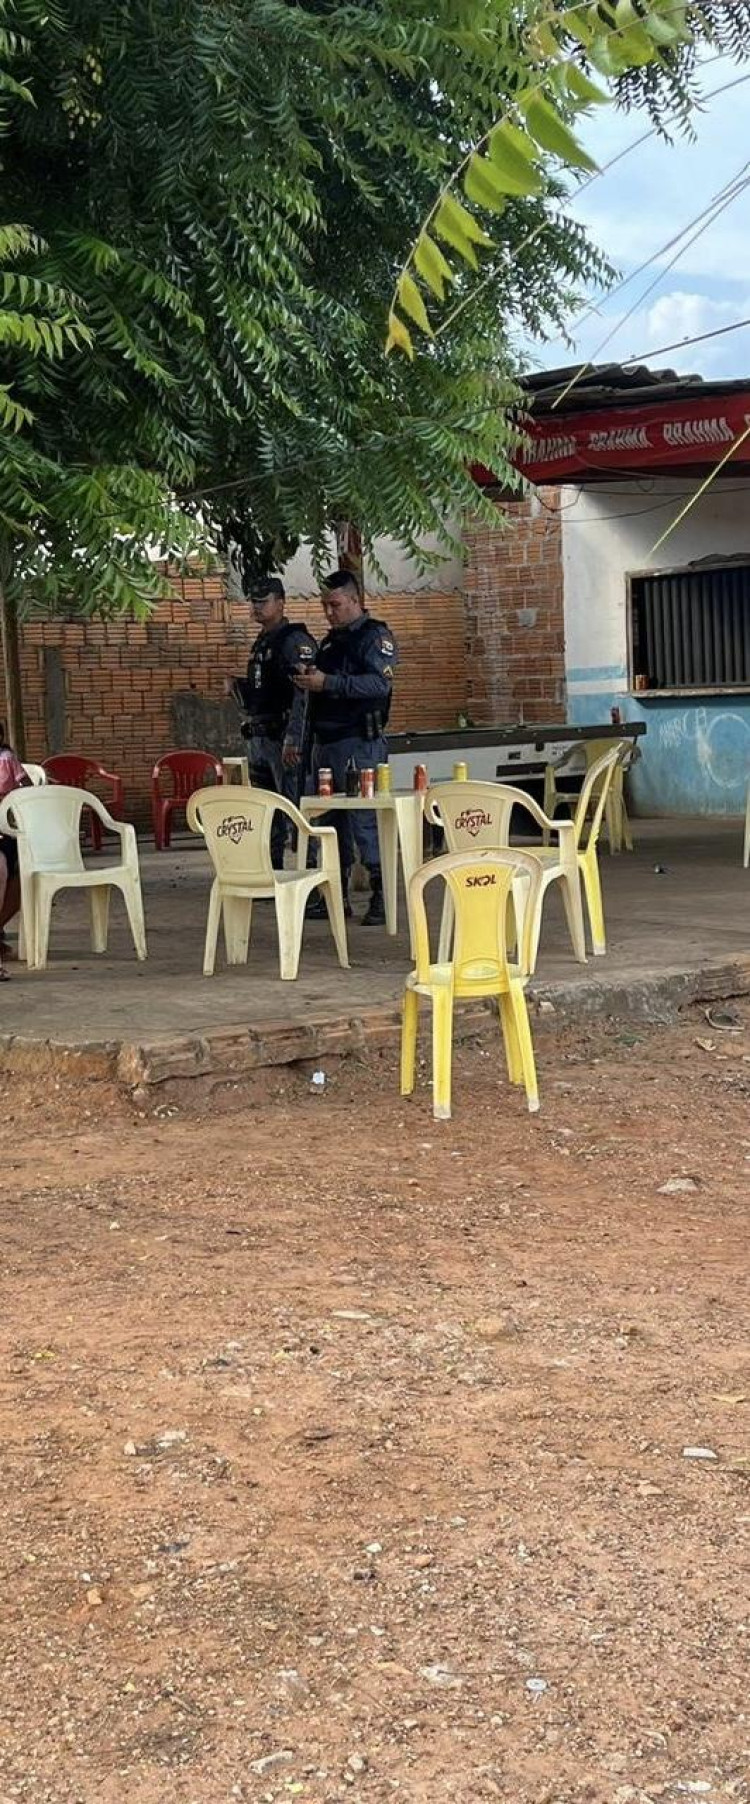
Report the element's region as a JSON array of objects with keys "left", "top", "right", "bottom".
[{"left": 249, "top": 577, "right": 285, "bottom": 603}]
